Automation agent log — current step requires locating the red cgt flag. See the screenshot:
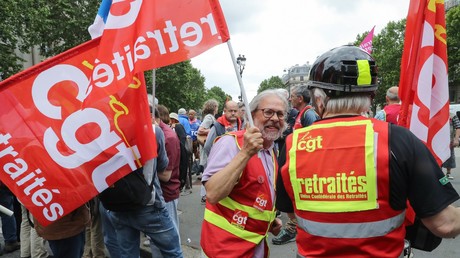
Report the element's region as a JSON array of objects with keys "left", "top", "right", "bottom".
[
  {"left": 0, "top": 38, "right": 157, "bottom": 226},
  {"left": 85, "top": 0, "right": 230, "bottom": 103},
  {"left": 398, "top": 0, "right": 450, "bottom": 165}
]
